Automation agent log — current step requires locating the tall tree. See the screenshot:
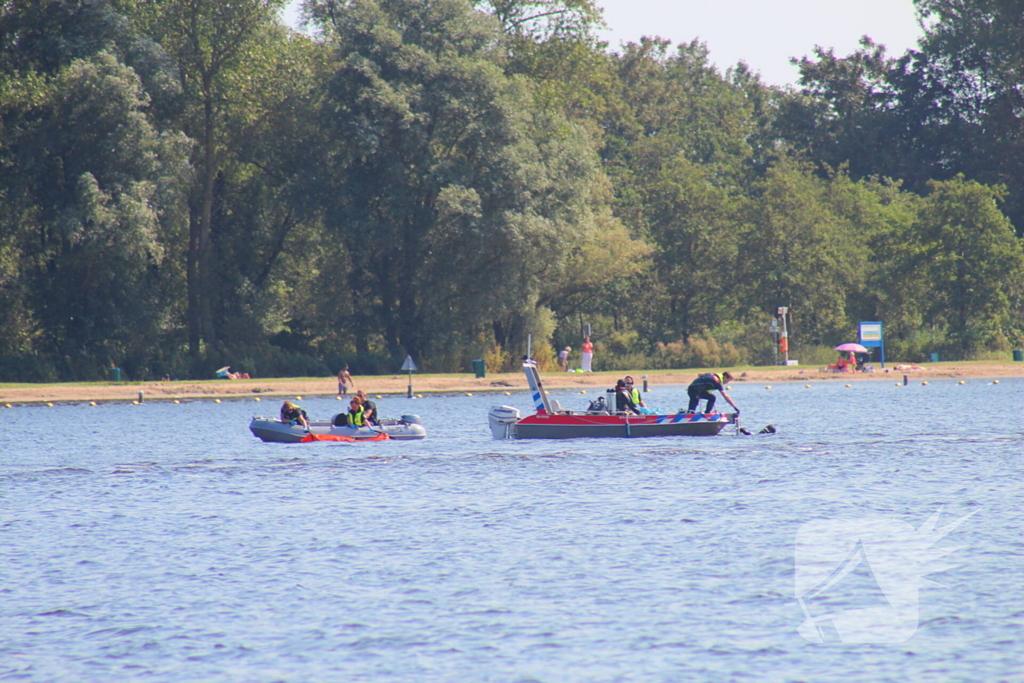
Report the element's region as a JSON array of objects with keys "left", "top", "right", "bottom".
[
  {"left": 782, "top": 39, "right": 905, "bottom": 181},
  {"left": 306, "top": 0, "right": 630, "bottom": 362},
  {"left": 633, "top": 150, "right": 738, "bottom": 343},
  {"left": 903, "top": 0, "right": 1024, "bottom": 232},
  {"left": 736, "top": 159, "right": 864, "bottom": 344},
  {"left": 600, "top": 38, "right": 753, "bottom": 347},
  {"left": 475, "top": 0, "right": 616, "bottom": 122},
  {"left": 129, "top": 0, "right": 288, "bottom": 355},
  {"left": 908, "top": 176, "right": 1024, "bottom": 353},
  {"left": 0, "top": 52, "right": 189, "bottom": 376}
]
